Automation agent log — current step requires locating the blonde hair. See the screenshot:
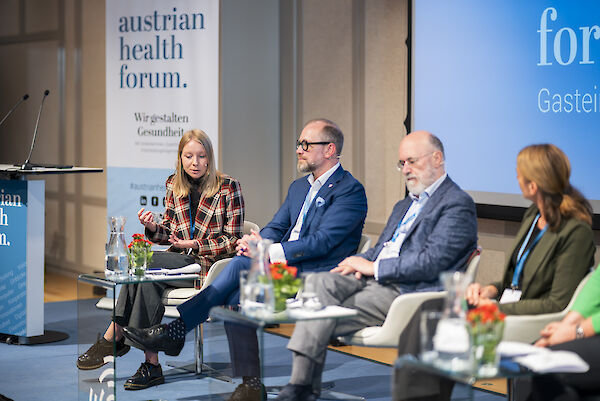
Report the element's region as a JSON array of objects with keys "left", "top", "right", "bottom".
[
  {"left": 172, "top": 129, "right": 222, "bottom": 198},
  {"left": 517, "top": 144, "right": 592, "bottom": 230}
]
